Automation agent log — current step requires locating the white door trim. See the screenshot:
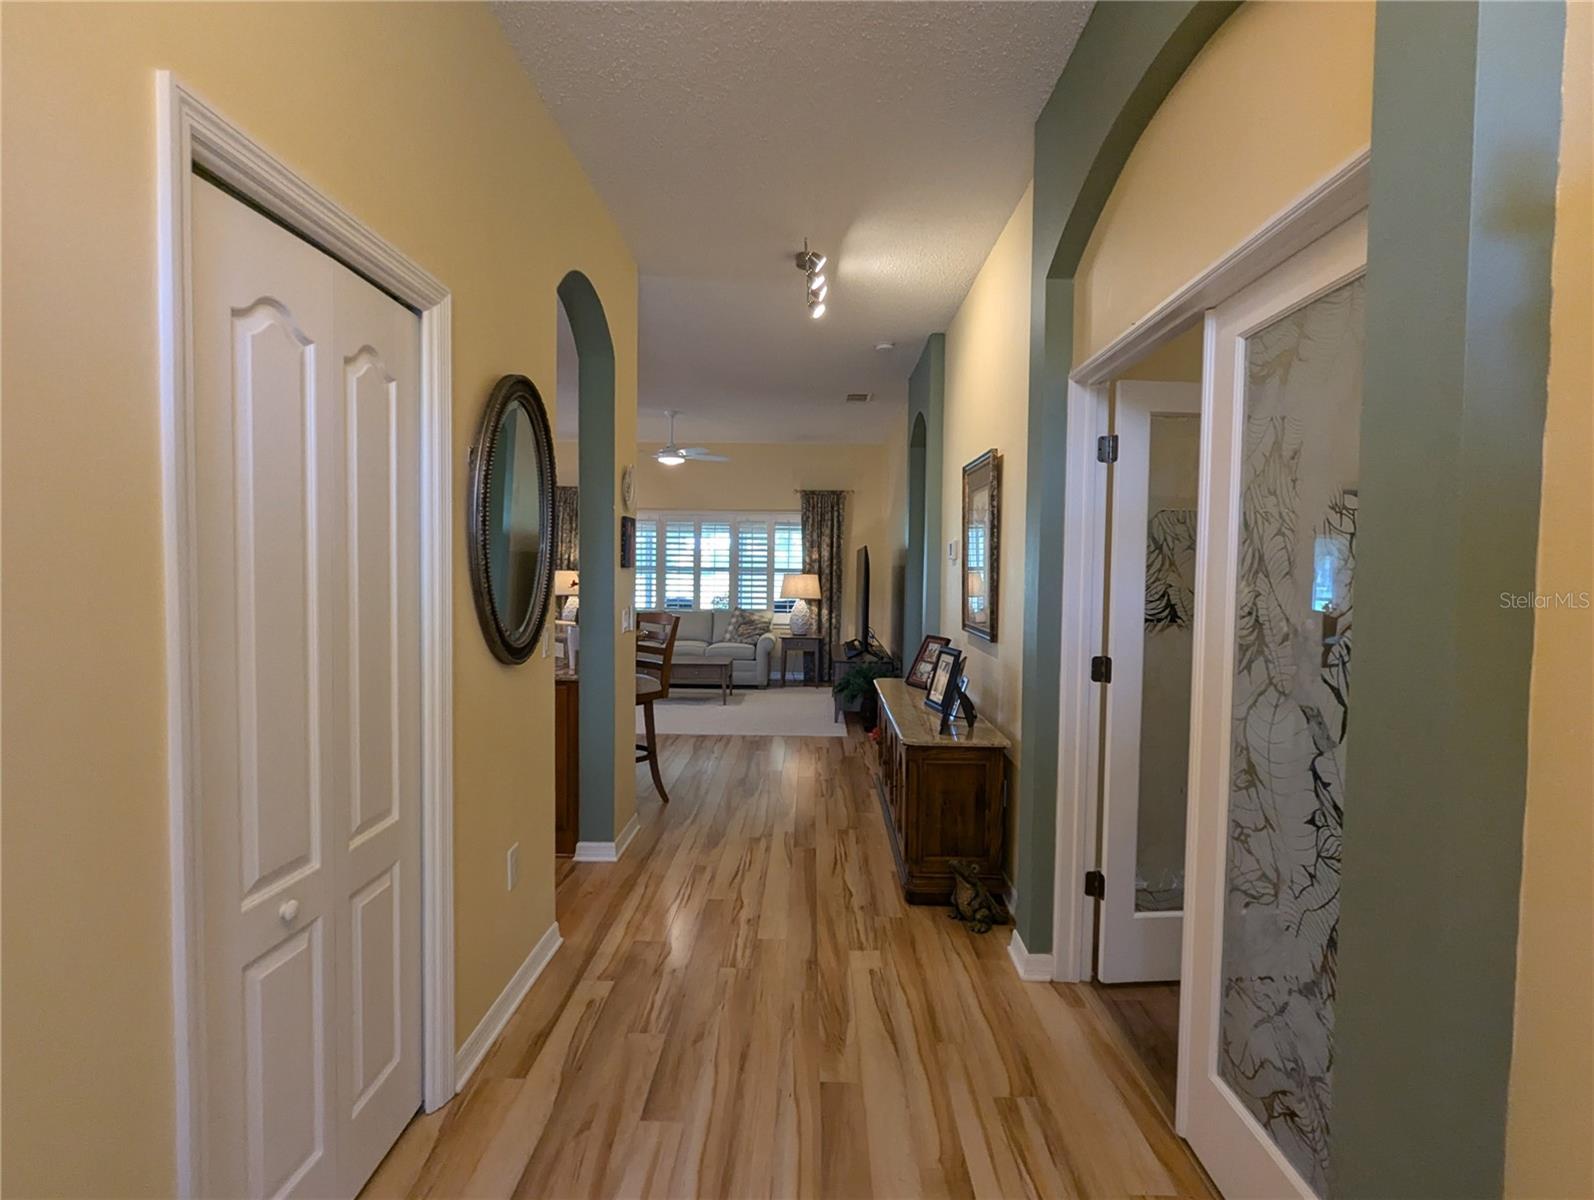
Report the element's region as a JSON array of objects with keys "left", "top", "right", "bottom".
[
  {"left": 157, "top": 71, "right": 455, "bottom": 1199},
  {"left": 1179, "top": 210, "right": 1366, "bottom": 1198},
  {"left": 1097, "top": 381, "right": 1201, "bottom": 984},
  {"left": 1050, "top": 148, "right": 1369, "bottom": 983}
]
